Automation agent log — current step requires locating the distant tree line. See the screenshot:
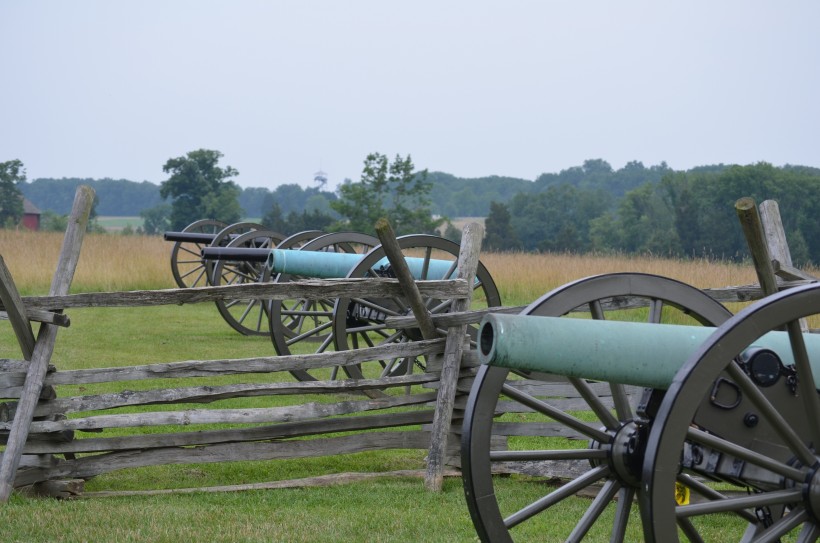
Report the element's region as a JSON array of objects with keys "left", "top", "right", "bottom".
[
  {"left": 12, "top": 154, "right": 820, "bottom": 264},
  {"left": 484, "top": 162, "right": 820, "bottom": 265},
  {"left": 17, "top": 159, "right": 674, "bottom": 221}
]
